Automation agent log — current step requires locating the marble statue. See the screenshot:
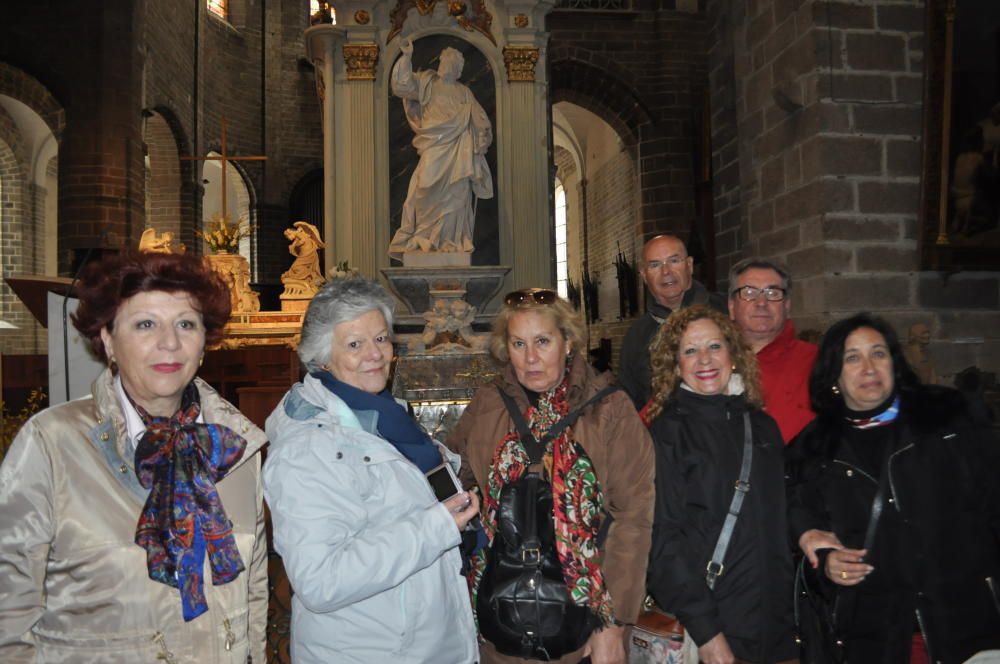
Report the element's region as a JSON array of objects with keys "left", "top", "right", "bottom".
[
  {"left": 281, "top": 221, "right": 326, "bottom": 297},
  {"left": 388, "top": 38, "right": 494, "bottom": 261},
  {"left": 903, "top": 322, "right": 938, "bottom": 385},
  {"left": 139, "top": 228, "right": 184, "bottom": 254}
]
